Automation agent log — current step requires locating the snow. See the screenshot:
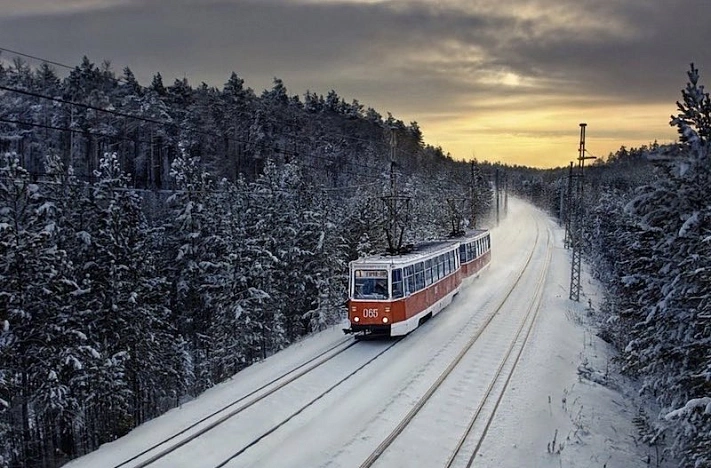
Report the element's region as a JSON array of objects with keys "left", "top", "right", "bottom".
[
  {"left": 65, "top": 199, "right": 669, "bottom": 468},
  {"left": 664, "top": 398, "right": 711, "bottom": 420}
]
